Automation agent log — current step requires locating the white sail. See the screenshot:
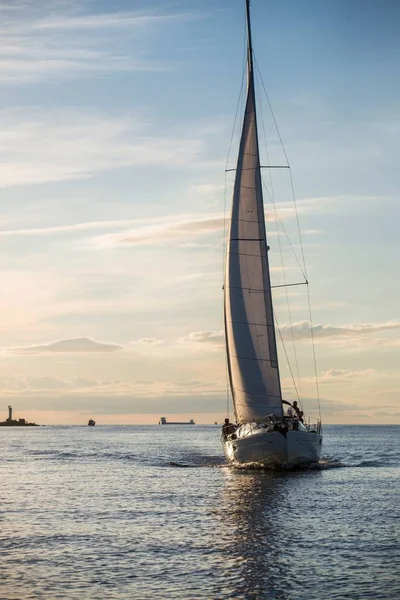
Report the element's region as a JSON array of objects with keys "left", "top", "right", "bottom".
[{"left": 224, "top": 4, "right": 282, "bottom": 423}]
